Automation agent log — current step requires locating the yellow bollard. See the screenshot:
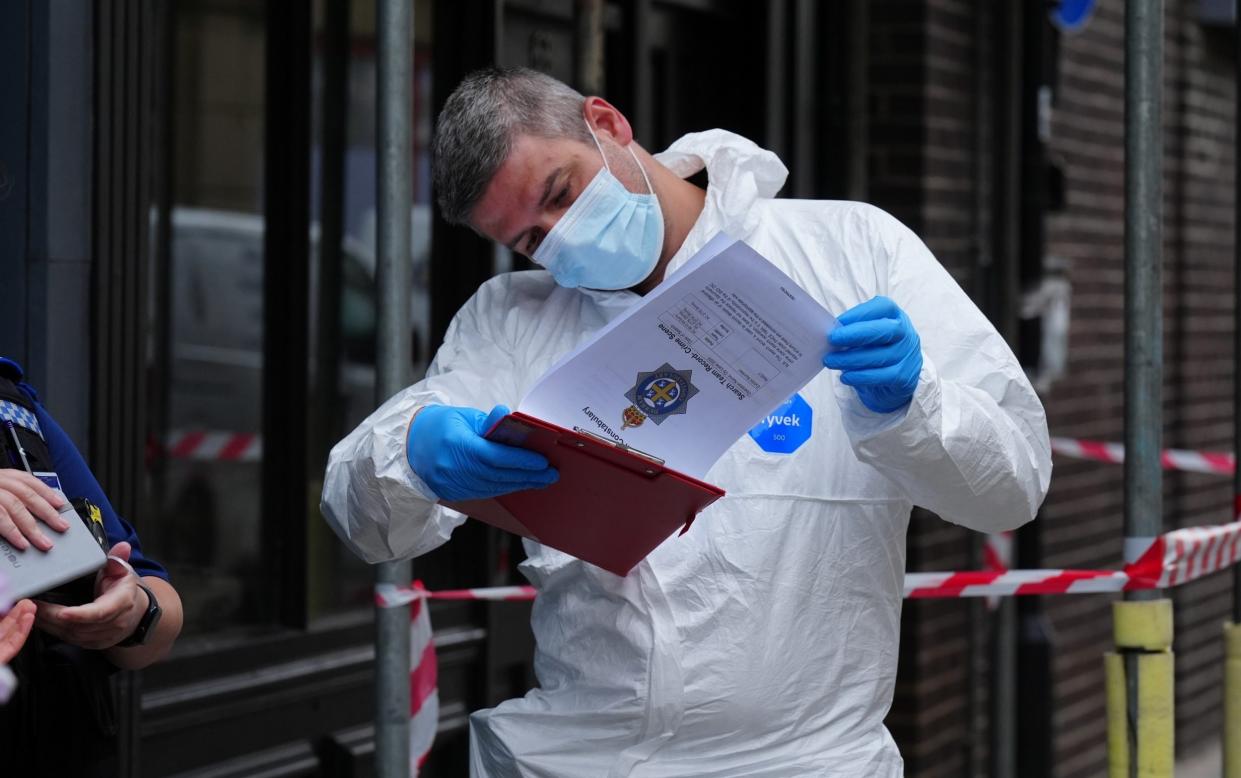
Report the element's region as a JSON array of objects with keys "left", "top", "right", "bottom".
[
  {"left": 1106, "top": 599, "right": 1174, "bottom": 778},
  {"left": 1105, "top": 652, "right": 1129, "bottom": 777},
  {"left": 1226, "top": 623, "right": 1241, "bottom": 778}
]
